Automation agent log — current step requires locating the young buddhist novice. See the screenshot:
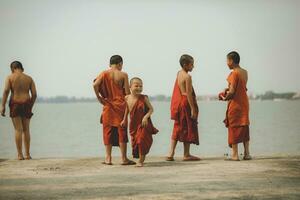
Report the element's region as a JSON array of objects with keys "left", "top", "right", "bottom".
[
  {"left": 1, "top": 61, "right": 37, "bottom": 160},
  {"left": 219, "top": 51, "right": 251, "bottom": 161},
  {"left": 121, "top": 77, "right": 159, "bottom": 167},
  {"left": 166, "top": 54, "right": 200, "bottom": 162},
  {"left": 93, "top": 55, "right": 135, "bottom": 165}
]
